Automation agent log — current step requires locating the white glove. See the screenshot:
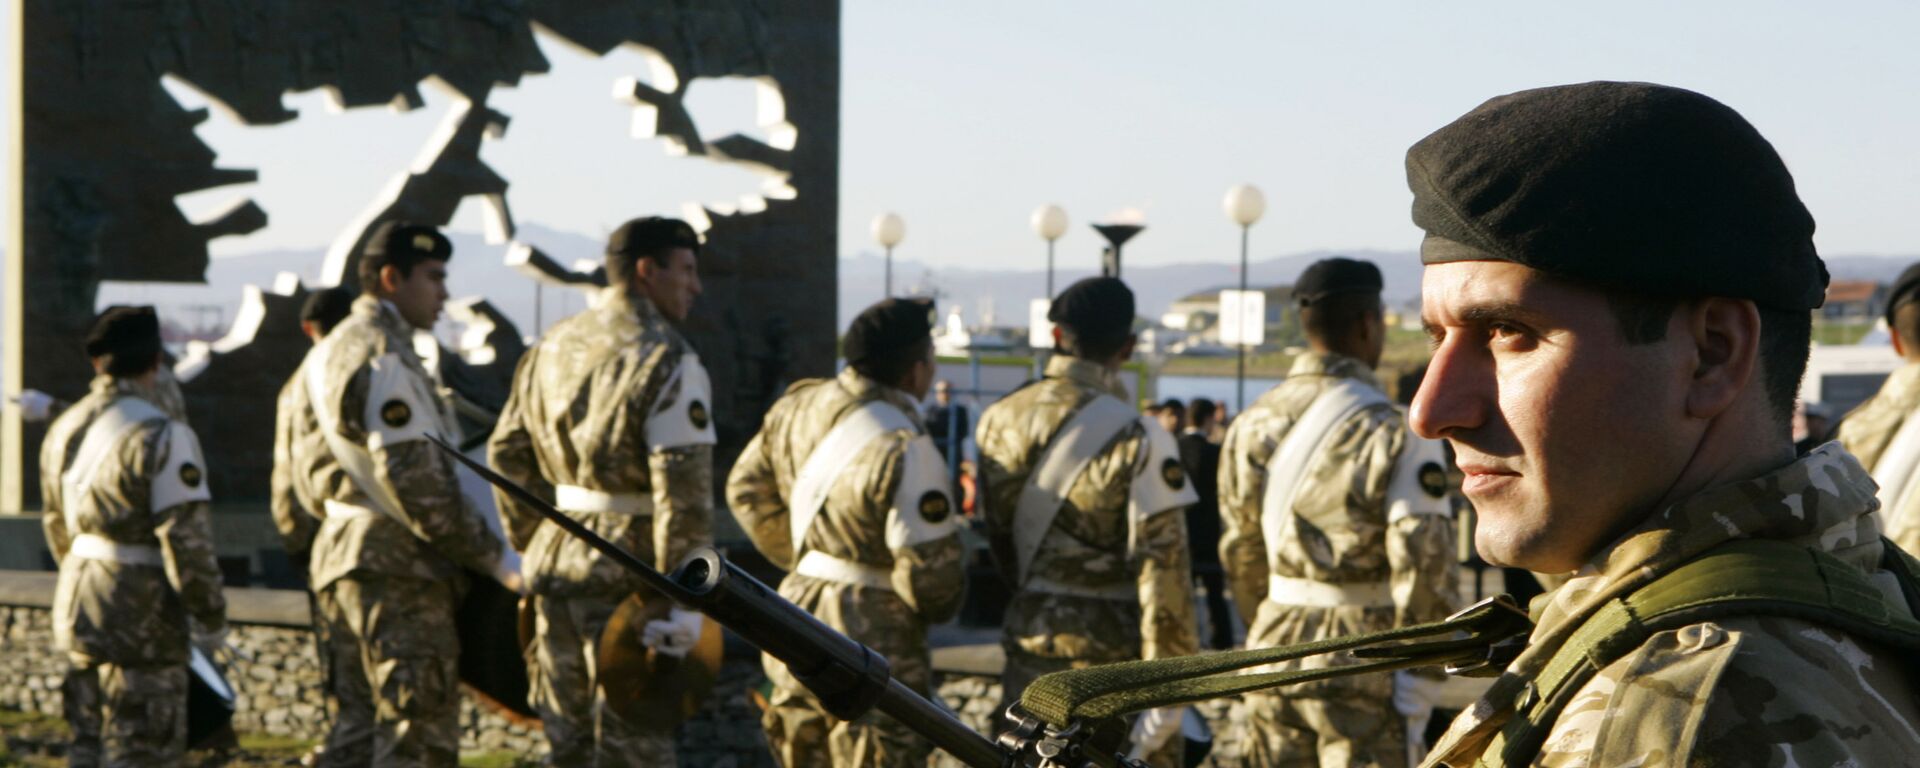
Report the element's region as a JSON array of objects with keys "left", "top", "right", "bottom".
[
  {"left": 1125, "top": 706, "right": 1184, "bottom": 761},
  {"left": 1394, "top": 670, "right": 1447, "bottom": 765},
  {"left": 641, "top": 607, "right": 705, "bottom": 658},
  {"left": 13, "top": 390, "right": 55, "bottom": 422}
]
